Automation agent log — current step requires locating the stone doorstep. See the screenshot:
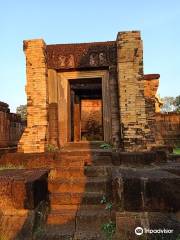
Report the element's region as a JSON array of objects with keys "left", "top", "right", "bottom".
[
  {"left": 62, "top": 141, "right": 106, "bottom": 149},
  {"left": 0, "top": 169, "right": 49, "bottom": 210},
  {"left": 112, "top": 168, "right": 180, "bottom": 212}
]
